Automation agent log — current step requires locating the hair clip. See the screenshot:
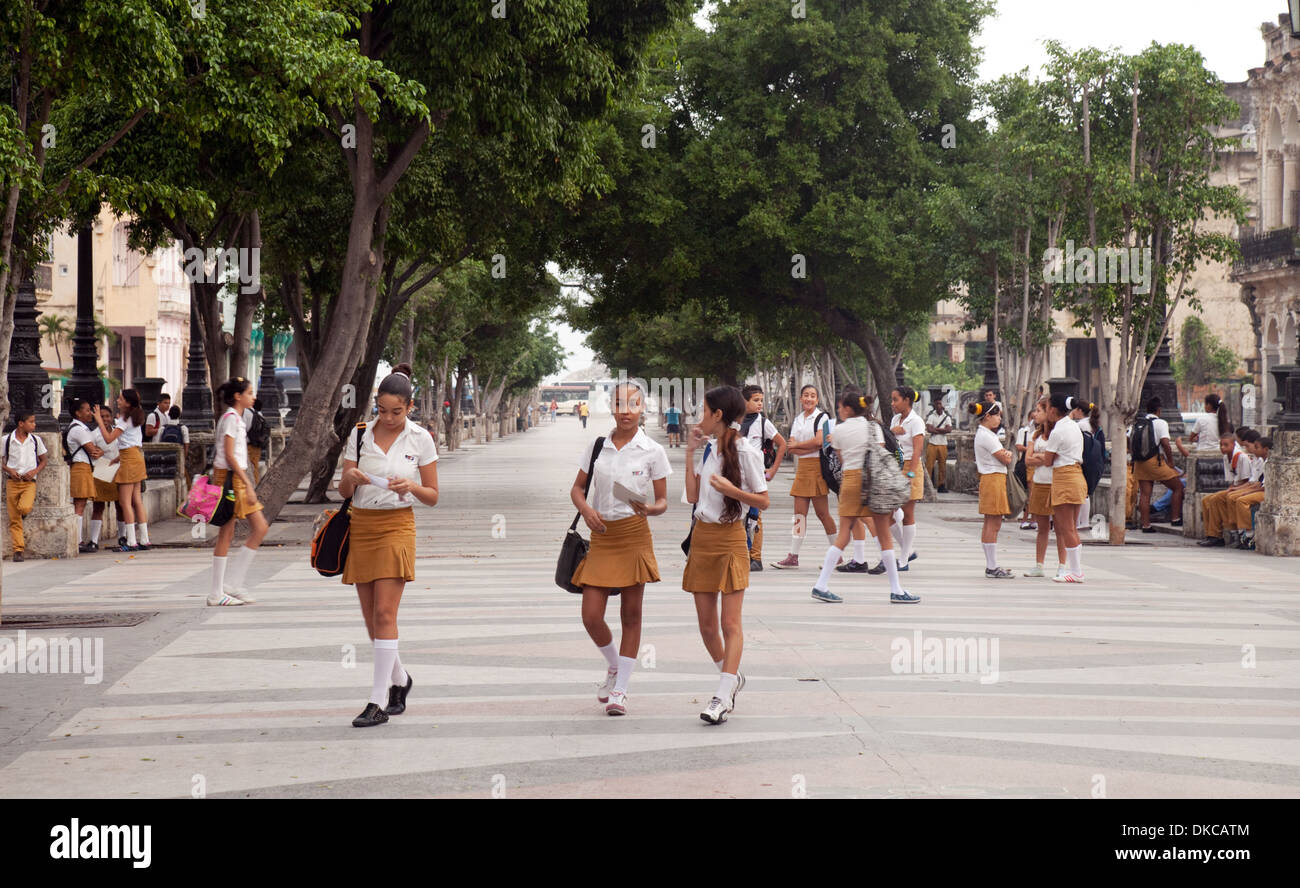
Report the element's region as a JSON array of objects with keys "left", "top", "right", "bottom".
[{"left": 729, "top": 421, "right": 742, "bottom": 431}]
